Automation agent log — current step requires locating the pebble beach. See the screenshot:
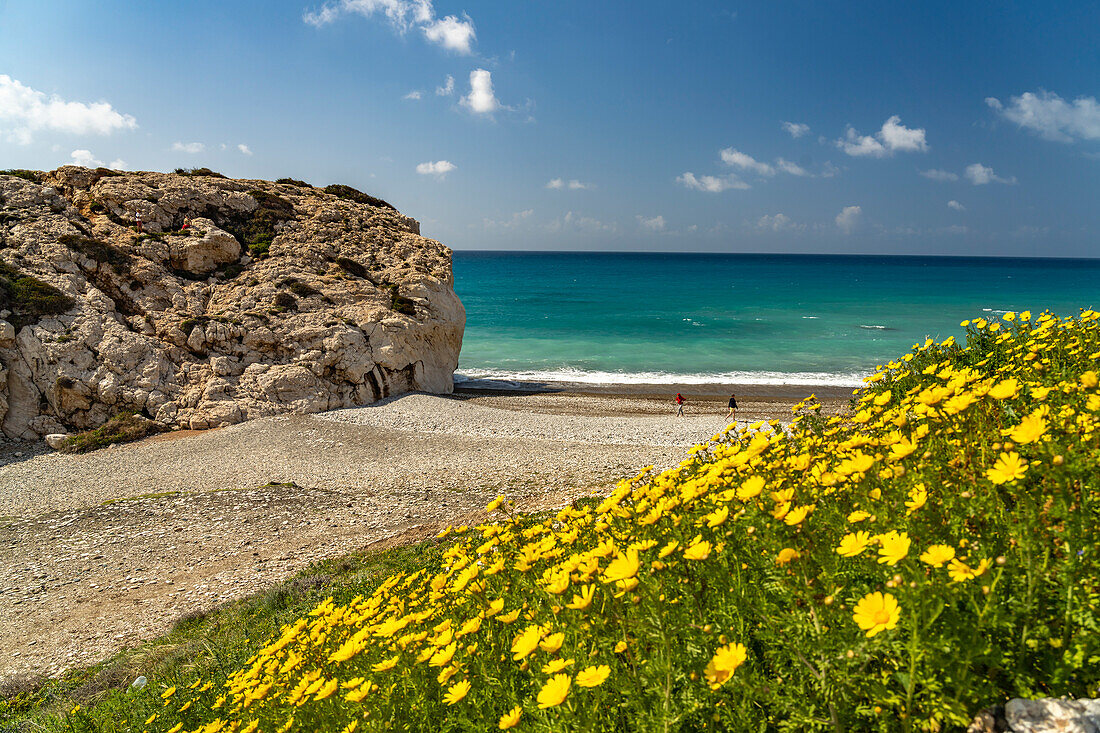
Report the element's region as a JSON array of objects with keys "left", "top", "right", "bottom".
[{"left": 0, "top": 384, "right": 847, "bottom": 682}]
